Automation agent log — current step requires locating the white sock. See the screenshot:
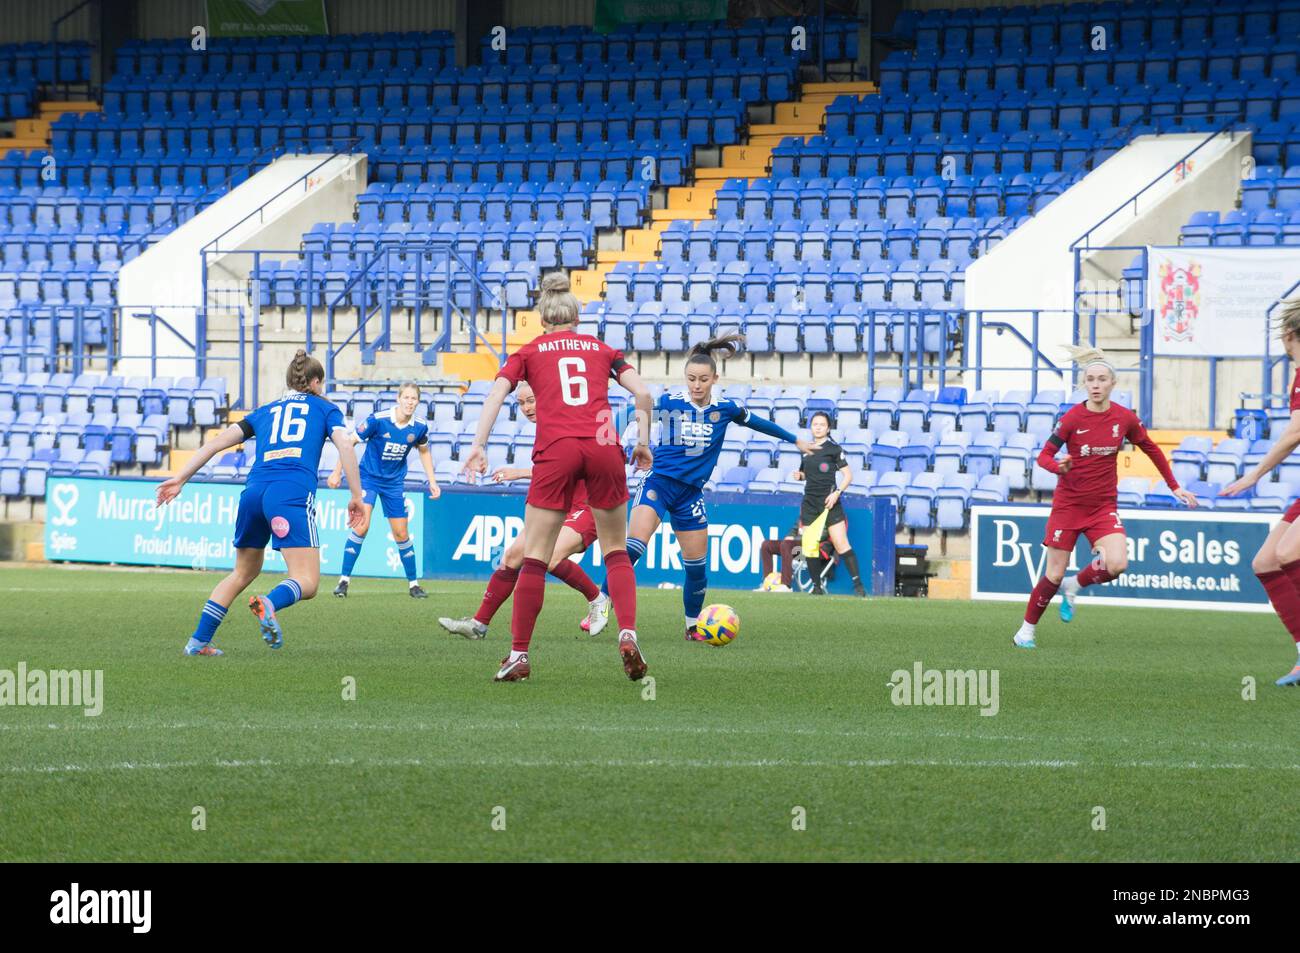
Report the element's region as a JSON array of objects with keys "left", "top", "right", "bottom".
[
  {"left": 508, "top": 649, "right": 527, "bottom": 663},
  {"left": 339, "top": 575, "right": 349, "bottom": 583},
  {"left": 590, "top": 593, "right": 606, "bottom": 606},
  {"left": 409, "top": 580, "right": 419, "bottom": 589},
  {"left": 1016, "top": 621, "right": 1036, "bottom": 640},
  {"left": 685, "top": 616, "right": 696, "bottom": 629}
]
